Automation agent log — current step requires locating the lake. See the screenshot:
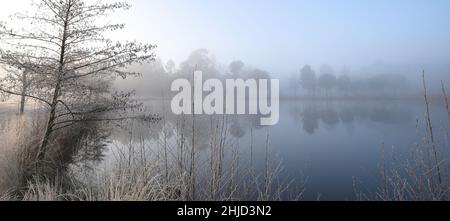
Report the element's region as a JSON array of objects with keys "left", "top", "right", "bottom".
[{"left": 106, "top": 98, "right": 449, "bottom": 200}]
